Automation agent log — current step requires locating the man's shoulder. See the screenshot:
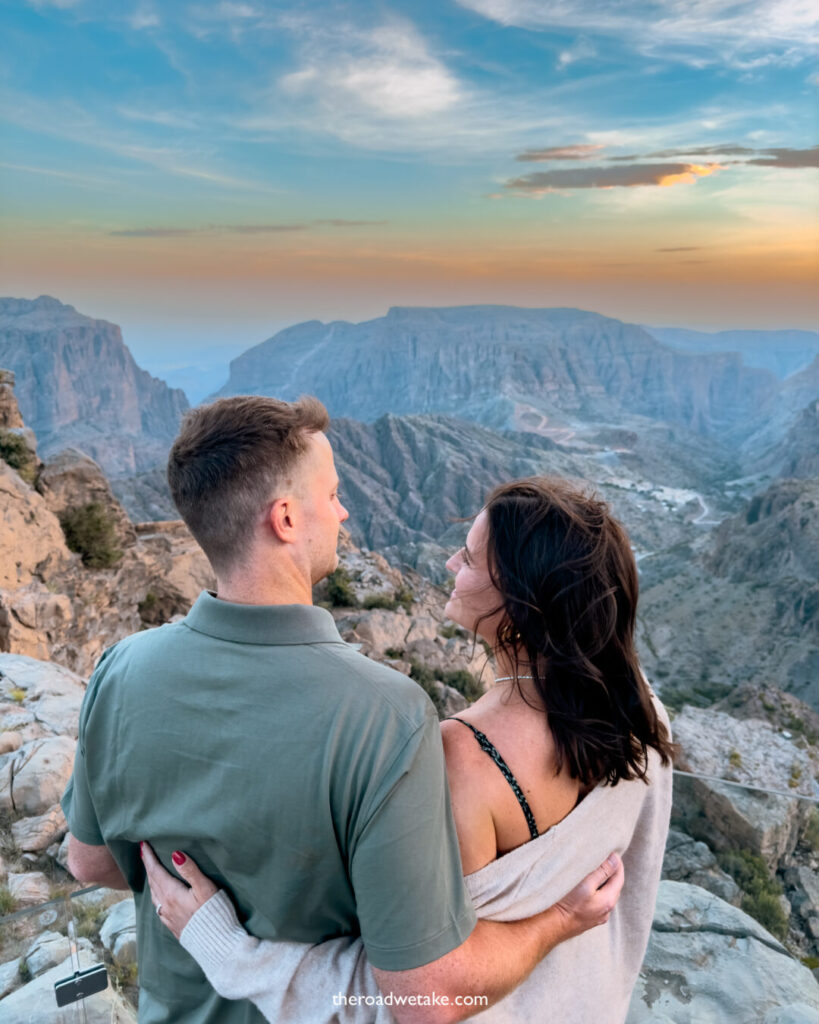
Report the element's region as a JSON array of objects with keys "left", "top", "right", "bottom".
[
  {"left": 89, "top": 621, "right": 189, "bottom": 679},
  {"left": 311, "top": 641, "right": 437, "bottom": 732}
]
